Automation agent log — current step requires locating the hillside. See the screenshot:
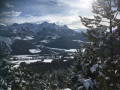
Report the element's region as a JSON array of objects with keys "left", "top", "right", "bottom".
[{"left": 0, "top": 22, "right": 86, "bottom": 54}]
